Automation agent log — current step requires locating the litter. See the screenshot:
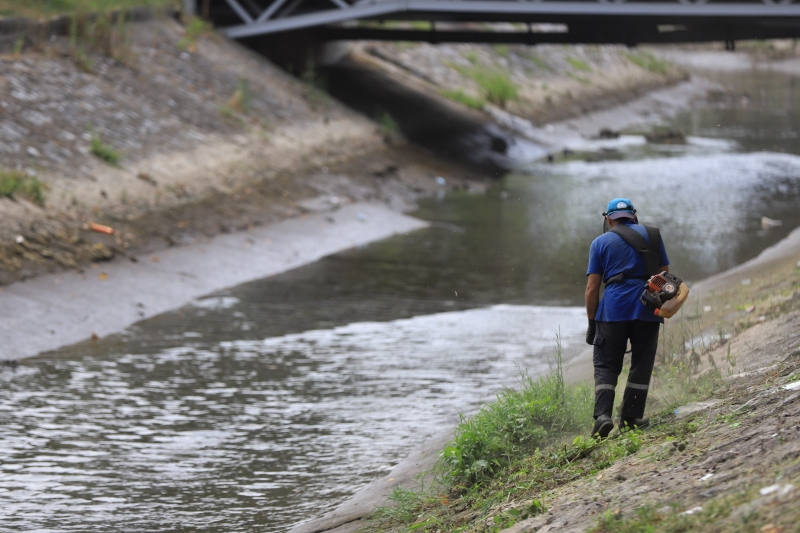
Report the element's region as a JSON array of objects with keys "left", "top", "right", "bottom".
[
  {"left": 759, "top": 484, "right": 794, "bottom": 497},
  {"left": 782, "top": 381, "right": 800, "bottom": 391},
  {"left": 703, "top": 305, "right": 712, "bottom": 312},
  {"left": 699, "top": 473, "right": 714, "bottom": 481},
  {"left": 680, "top": 506, "right": 703, "bottom": 516},
  {"left": 15, "top": 235, "right": 24, "bottom": 244},
  {"left": 435, "top": 176, "right": 446, "bottom": 186},
  {"left": 89, "top": 222, "right": 114, "bottom": 235}
]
